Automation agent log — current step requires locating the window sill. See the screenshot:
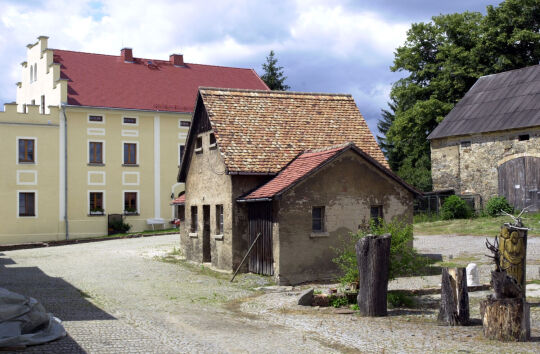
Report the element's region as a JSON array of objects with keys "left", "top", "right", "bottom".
[
  {"left": 88, "top": 163, "right": 105, "bottom": 166},
  {"left": 194, "top": 148, "right": 203, "bottom": 154},
  {"left": 18, "top": 161, "right": 36, "bottom": 164},
  {"left": 88, "top": 213, "right": 105, "bottom": 217},
  {"left": 189, "top": 232, "right": 198, "bottom": 238},
  {"left": 18, "top": 215, "right": 36, "bottom": 218},
  {"left": 124, "top": 212, "right": 139, "bottom": 216},
  {"left": 310, "top": 232, "right": 329, "bottom": 238},
  {"left": 213, "top": 234, "right": 224, "bottom": 240},
  {"left": 122, "top": 164, "right": 139, "bottom": 167},
  {"left": 209, "top": 143, "right": 217, "bottom": 150}
]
